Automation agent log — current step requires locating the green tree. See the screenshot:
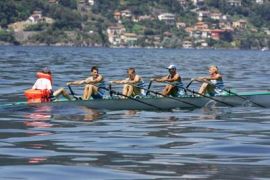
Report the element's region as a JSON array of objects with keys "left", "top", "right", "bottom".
[
  {"left": 59, "top": 0, "right": 77, "bottom": 9},
  {"left": 0, "top": 30, "right": 16, "bottom": 43}
]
